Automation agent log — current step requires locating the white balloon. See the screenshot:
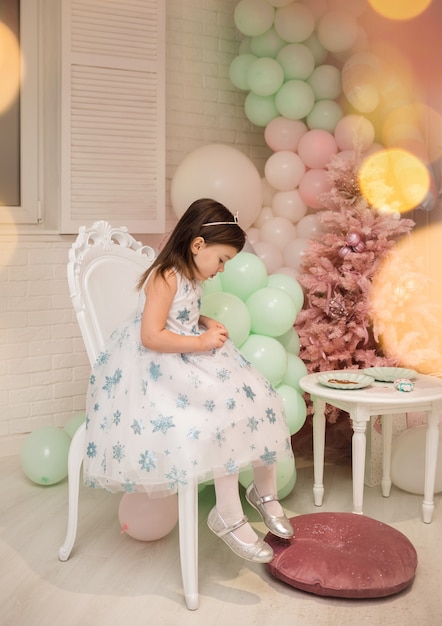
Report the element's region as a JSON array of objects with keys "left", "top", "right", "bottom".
[
  {"left": 253, "top": 240, "right": 284, "bottom": 274},
  {"left": 272, "top": 189, "right": 308, "bottom": 223},
  {"left": 264, "top": 151, "right": 306, "bottom": 191},
  {"left": 283, "top": 238, "right": 310, "bottom": 271},
  {"left": 253, "top": 205, "right": 274, "bottom": 228},
  {"left": 296, "top": 213, "right": 322, "bottom": 239},
  {"left": 260, "top": 216, "right": 297, "bottom": 248},
  {"left": 391, "top": 426, "right": 442, "bottom": 495}
]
